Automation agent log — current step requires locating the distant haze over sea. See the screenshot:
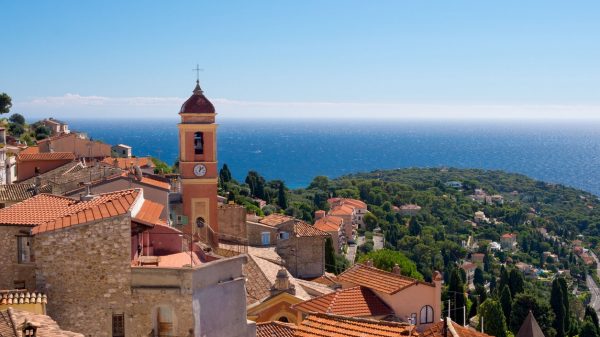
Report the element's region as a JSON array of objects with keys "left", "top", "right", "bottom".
[{"left": 69, "top": 119, "right": 600, "bottom": 196}]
